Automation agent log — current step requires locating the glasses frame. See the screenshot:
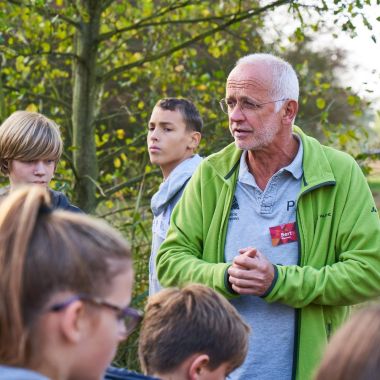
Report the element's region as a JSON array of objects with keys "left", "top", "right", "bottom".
[
  {"left": 219, "top": 97, "right": 288, "bottom": 115},
  {"left": 49, "top": 294, "right": 143, "bottom": 336}
]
